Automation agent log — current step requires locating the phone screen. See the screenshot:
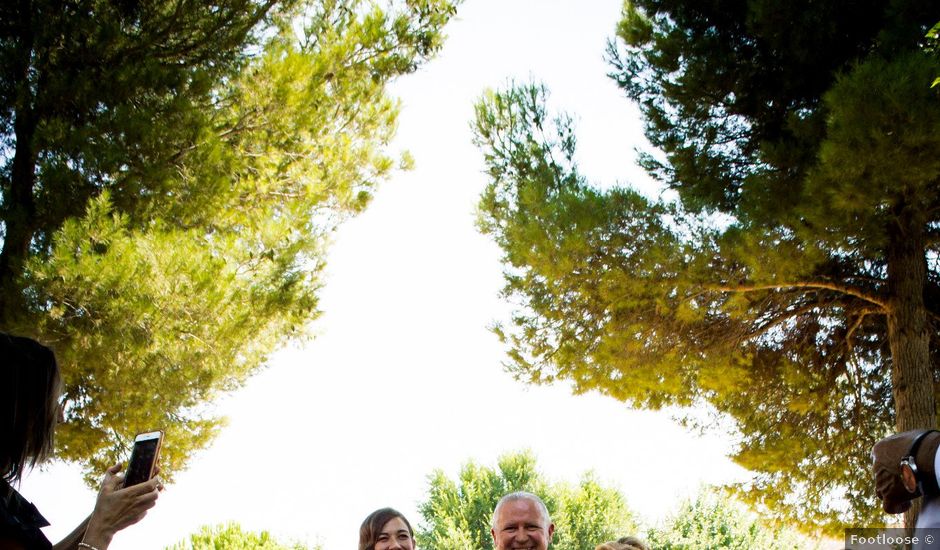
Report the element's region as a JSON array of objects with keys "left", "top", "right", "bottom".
[{"left": 124, "top": 436, "right": 160, "bottom": 487}]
